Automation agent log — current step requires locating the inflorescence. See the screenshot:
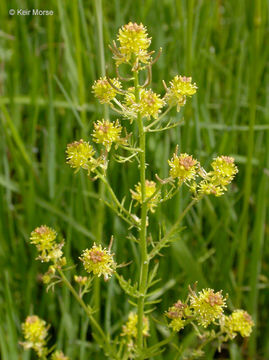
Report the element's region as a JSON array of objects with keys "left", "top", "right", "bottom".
[{"left": 166, "top": 286, "right": 254, "bottom": 346}]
